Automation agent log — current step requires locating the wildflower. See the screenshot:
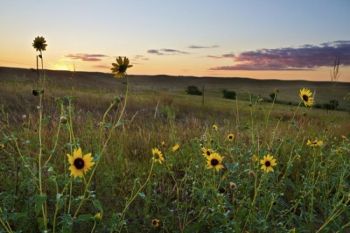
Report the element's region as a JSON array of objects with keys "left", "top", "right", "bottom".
[
  {"left": 172, "top": 143, "right": 180, "bottom": 152},
  {"left": 161, "top": 141, "right": 166, "bottom": 148},
  {"left": 260, "top": 154, "right": 277, "bottom": 173},
  {"left": 251, "top": 154, "right": 259, "bottom": 162},
  {"left": 299, "top": 88, "right": 314, "bottom": 107},
  {"left": 67, "top": 147, "right": 95, "bottom": 178},
  {"left": 227, "top": 133, "right": 235, "bottom": 141},
  {"left": 0, "top": 143, "right": 4, "bottom": 149},
  {"left": 60, "top": 116, "right": 68, "bottom": 124},
  {"left": 111, "top": 56, "right": 132, "bottom": 78},
  {"left": 207, "top": 153, "right": 224, "bottom": 171},
  {"left": 212, "top": 124, "right": 218, "bottom": 131},
  {"left": 94, "top": 212, "right": 102, "bottom": 221},
  {"left": 201, "top": 147, "right": 214, "bottom": 157},
  {"left": 32, "top": 36, "right": 47, "bottom": 52},
  {"left": 229, "top": 182, "right": 237, "bottom": 190},
  {"left": 151, "top": 218, "right": 160, "bottom": 228},
  {"left": 307, "top": 139, "right": 323, "bottom": 147},
  {"left": 152, "top": 148, "right": 164, "bottom": 164}
]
